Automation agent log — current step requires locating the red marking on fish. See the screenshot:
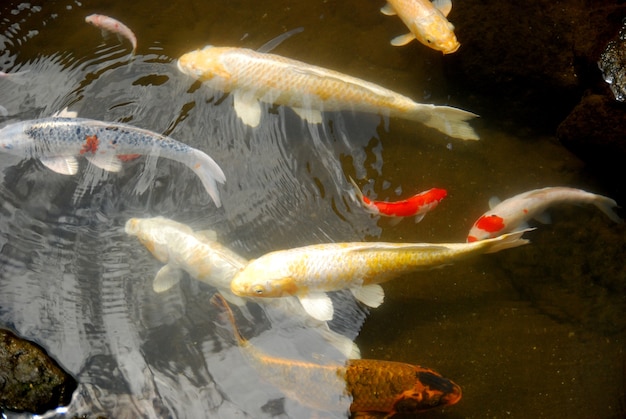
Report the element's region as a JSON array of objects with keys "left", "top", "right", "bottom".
[
  {"left": 370, "top": 188, "right": 447, "bottom": 217},
  {"left": 474, "top": 214, "right": 505, "bottom": 233},
  {"left": 116, "top": 153, "right": 142, "bottom": 162},
  {"left": 80, "top": 135, "right": 99, "bottom": 155}
]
